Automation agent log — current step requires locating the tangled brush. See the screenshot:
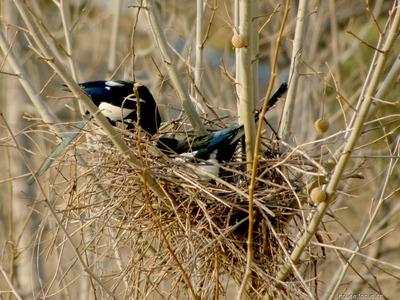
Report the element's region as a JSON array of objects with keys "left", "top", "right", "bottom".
[{"left": 51, "top": 121, "right": 322, "bottom": 298}]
